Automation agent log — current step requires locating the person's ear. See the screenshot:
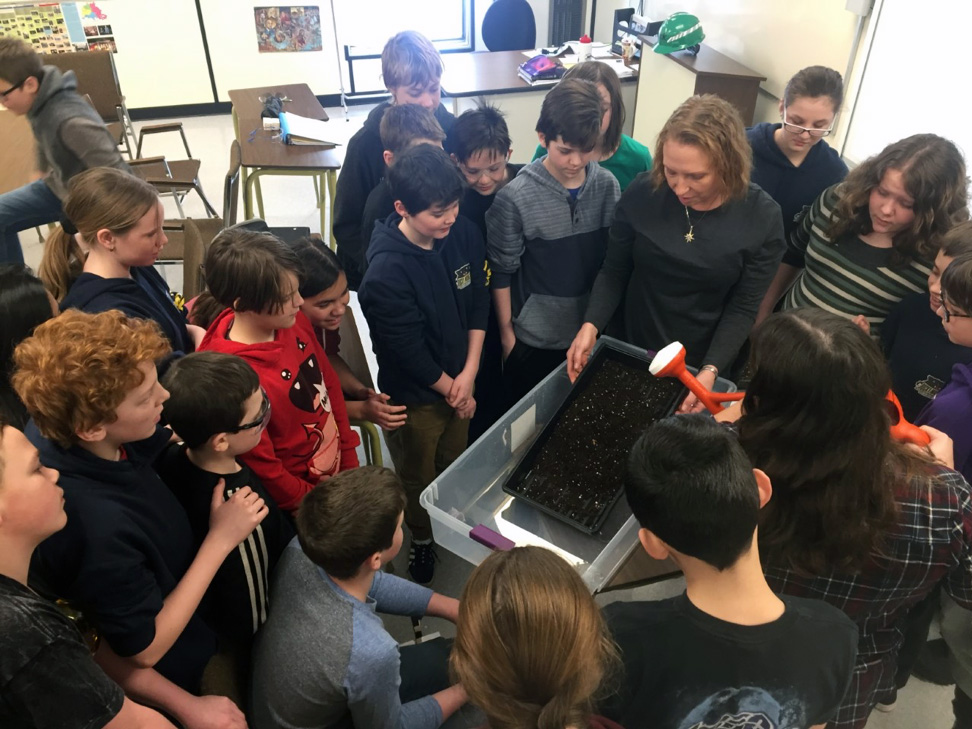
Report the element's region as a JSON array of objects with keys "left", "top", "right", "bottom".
[
  {"left": 393, "top": 200, "right": 409, "bottom": 218},
  {"left": 638, "top": 527, "right": 670, "bottom": 561},
  {"left": 95, "top": 228, "right": 116, "bottom": 252},
  {"left": 537, "top": 132, "right": 547, "bottom": 148},
  {"left": 383, "top": 150, "right": 394, "bottom": 167},
  {"left": 506, "top": 148, "right": 513, "bottom": 161},
  {"left": 449, "top": 152, "right": 459, "bottom": 164},
  {"left": 210, "top": 432, "right": 231, "bottom": 453},
  {"left": 753, "top": 468, "right": 773, "bottom": 509},
  {"left": 778, "top": 99, "right": 785, "bottom": 118},
  {"left": 23, "top": 75, "right": 39, "bottom": 94},
  {"left": 367, "top": 550, "right": 382, "bottom": 572},
  {"left": 76, "top": 424, "right": 108, "bottom": 444}
]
